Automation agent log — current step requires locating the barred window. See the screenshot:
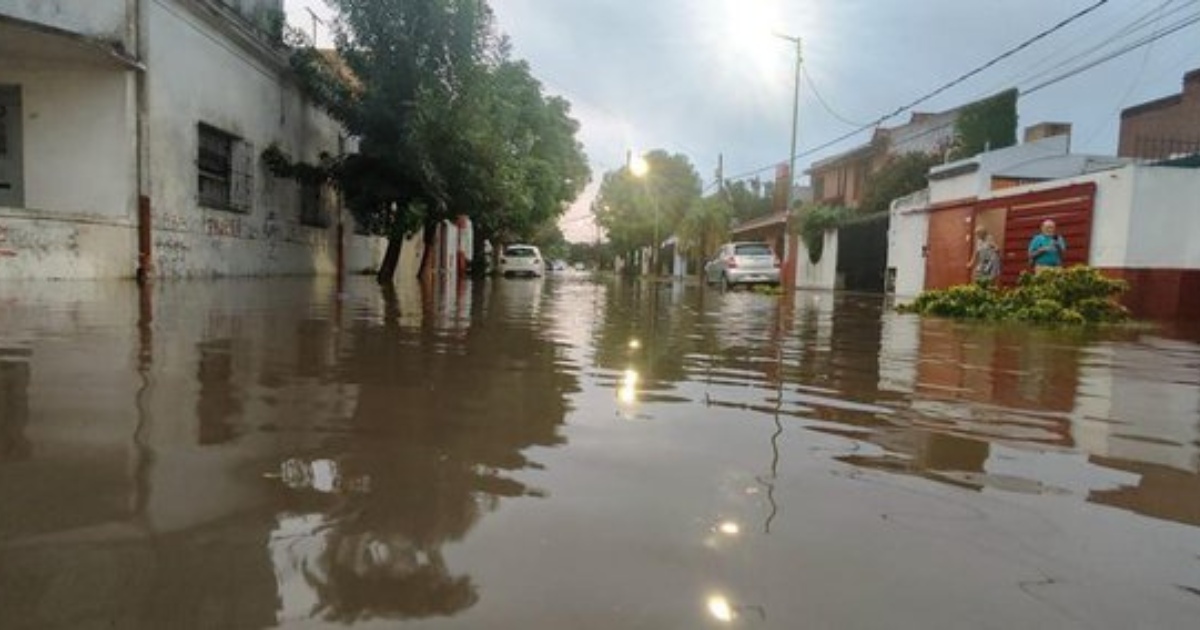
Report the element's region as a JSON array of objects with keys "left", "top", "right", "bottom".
[{"left": 198, "top": 123, "right": 253, "bottom": 212}]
